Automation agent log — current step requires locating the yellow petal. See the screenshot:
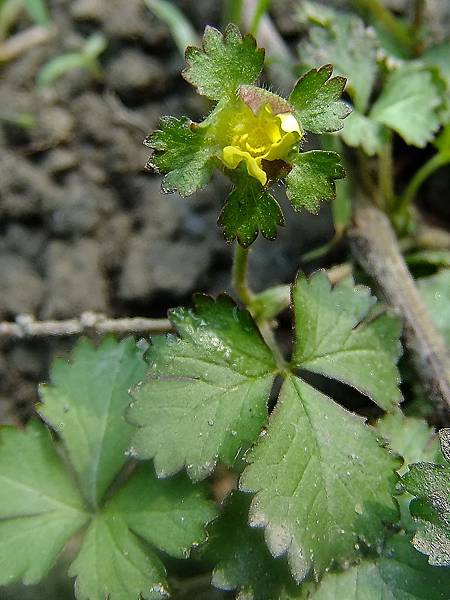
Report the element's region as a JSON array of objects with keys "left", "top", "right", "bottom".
[
  {"left": 278, "top": 112, "right": 302, "bottom": 135},
  {"left": 264, "top": 131, "right": 300, "bottom": 161},
  {"left": 222, "top": 146, "right": 267, "bottom": 186}
]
